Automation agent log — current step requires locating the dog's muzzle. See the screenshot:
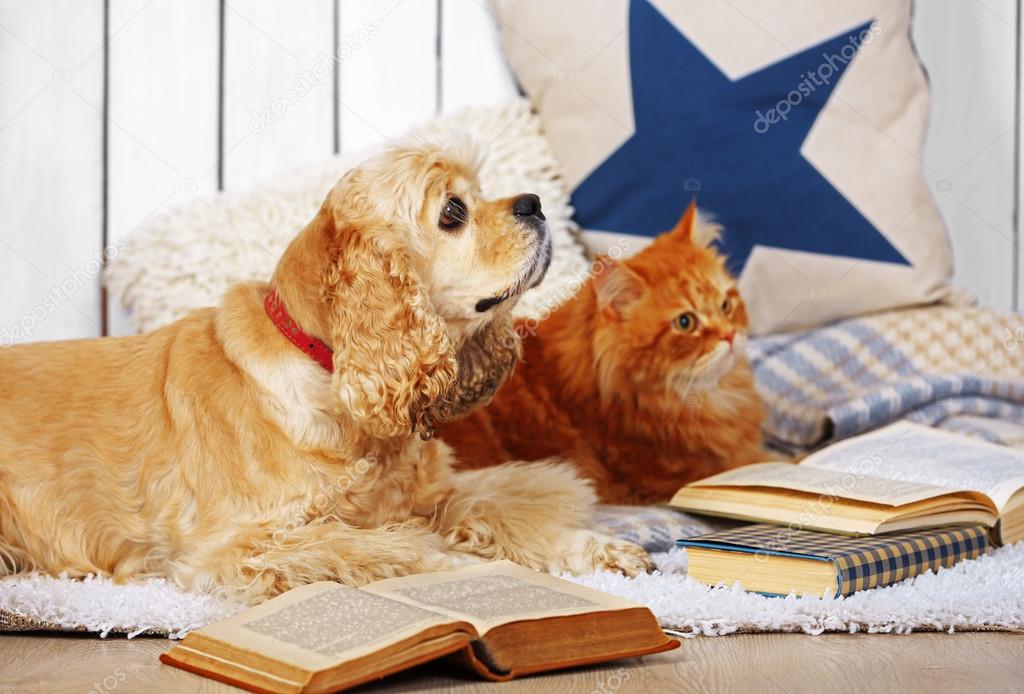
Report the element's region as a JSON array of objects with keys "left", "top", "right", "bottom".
[{"left": 474, "top": 198, "right": 552, "bottom": 313}]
